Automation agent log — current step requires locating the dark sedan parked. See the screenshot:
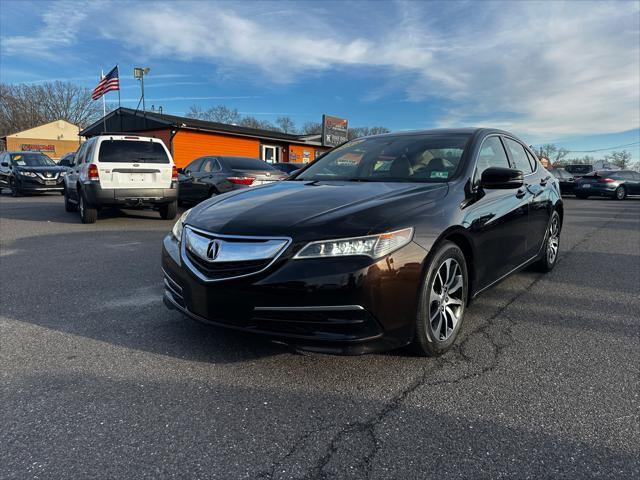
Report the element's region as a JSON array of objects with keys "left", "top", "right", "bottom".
[
  {"left": 272, "top": 162, "right": 305, "bottom": 174},
  {"left": 550, "top": 168, "right": 575, "bottom": 195},
  {"left": 177, "top": 156, "right": 287, "bottom": 205},
  {"left": 163, "top": 128, "right": 562, "bottom": 356},
  {"left": 57, "top": 152, "right": 75, "bottom": 168},
  {"left": 574, "top": 170, "right": 640, "bottom": 200},
  {"left": 0, "top": 151, "right": 66, "bottom": 196}
]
